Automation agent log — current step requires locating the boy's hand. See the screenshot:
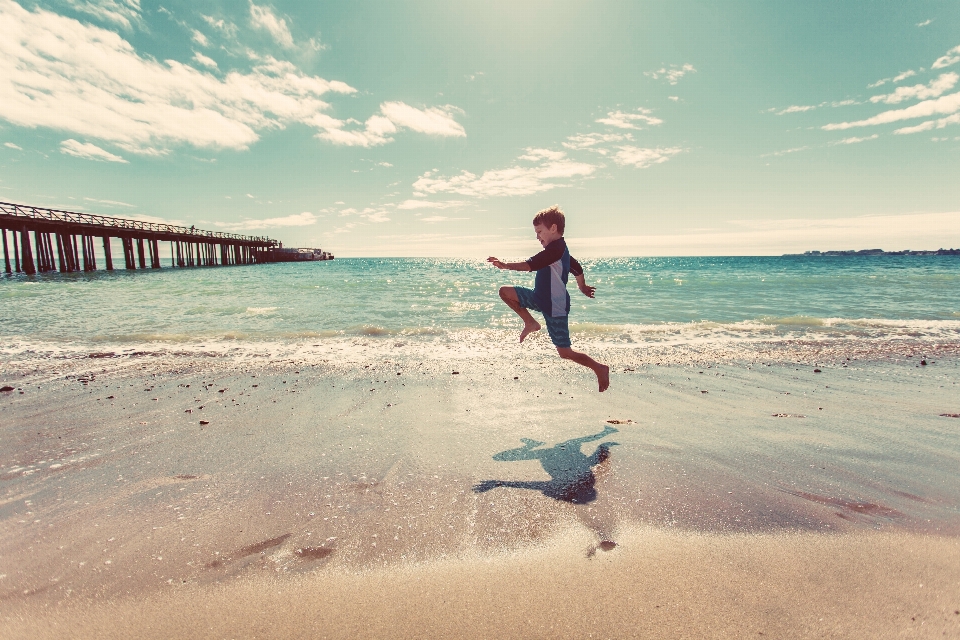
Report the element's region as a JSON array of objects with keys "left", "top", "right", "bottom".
[
  {"left": 578, "top": 282, "right": 596, "bottom": 298},
  {"left": 487, "top": 256, "right": 506, "bottom": 269}
]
